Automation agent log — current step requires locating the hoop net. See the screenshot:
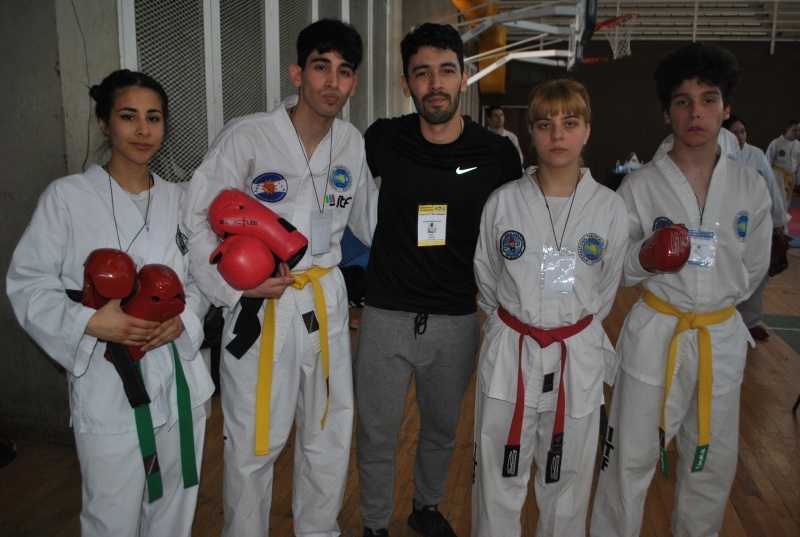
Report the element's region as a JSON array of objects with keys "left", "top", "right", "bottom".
[{"left": 596, "top": 13, "right": 637, "bottom": 60}]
